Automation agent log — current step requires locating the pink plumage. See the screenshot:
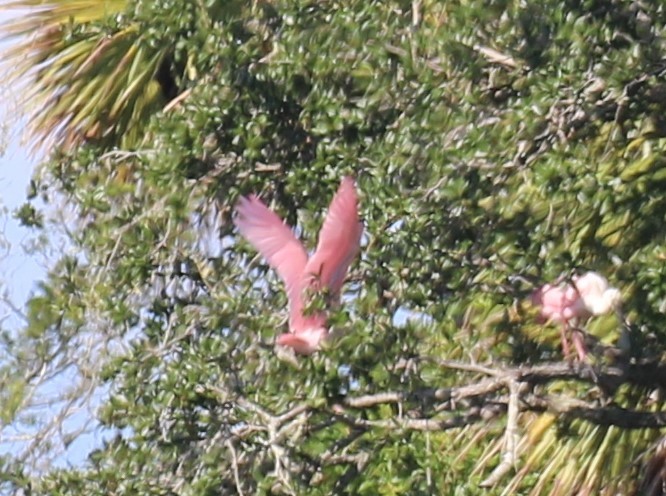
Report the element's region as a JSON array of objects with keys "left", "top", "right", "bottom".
[
  {"left": 531, "top": 284, "right": 589, "bottom": 323},
  {"left": 234, "top": 177, "right": 362, "bottom": 354},
  {"left": 531, "top": 271, "right": 620, "bottom": 360}
]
